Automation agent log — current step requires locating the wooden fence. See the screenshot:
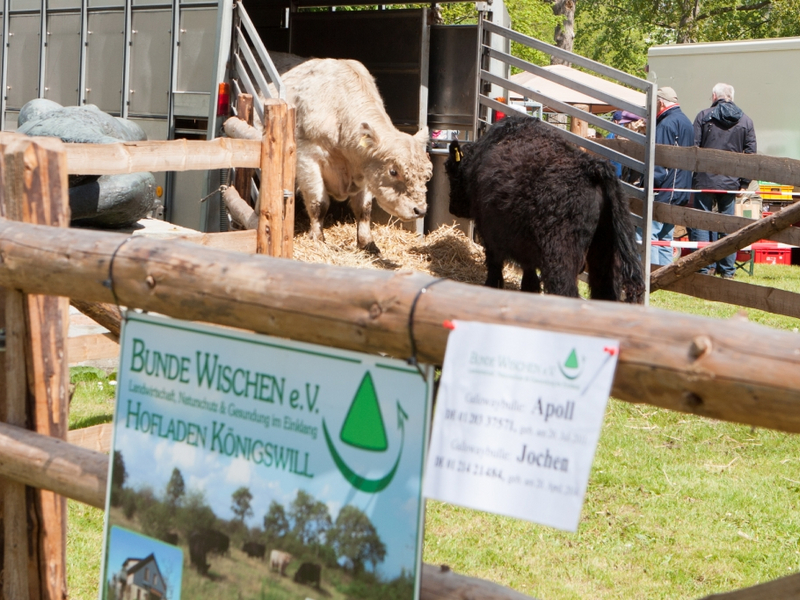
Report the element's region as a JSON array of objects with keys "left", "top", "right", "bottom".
[
  {"left": 2, "top": 127, "right": 800, "bottom": 599},
  {"left": 598, "top": 138, "right": 800, "bottom": 319}
]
